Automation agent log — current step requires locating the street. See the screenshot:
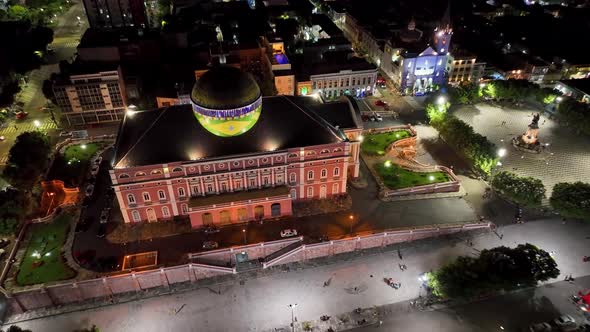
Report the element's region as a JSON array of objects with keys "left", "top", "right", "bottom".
[{"left": 7, "top": 218, "right": 590, "bottom": 331}]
